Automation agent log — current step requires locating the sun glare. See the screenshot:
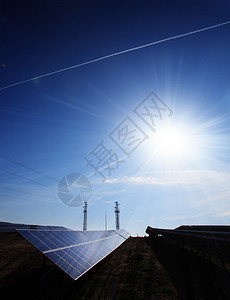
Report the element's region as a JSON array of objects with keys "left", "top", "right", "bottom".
[{"left": 154, "top": 125, "right": 194, "bottom": 159}]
